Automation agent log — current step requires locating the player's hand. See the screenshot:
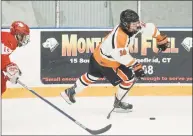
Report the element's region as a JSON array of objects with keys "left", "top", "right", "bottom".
[
  {"left": 156, "top": 33, "right": 170, "bottom": 51},
  {"left": 5, "top": 63, "right": 22, "bottom": 84},
  {"left": 133, "top": 62, "right": 145, "bottom": 79}
]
